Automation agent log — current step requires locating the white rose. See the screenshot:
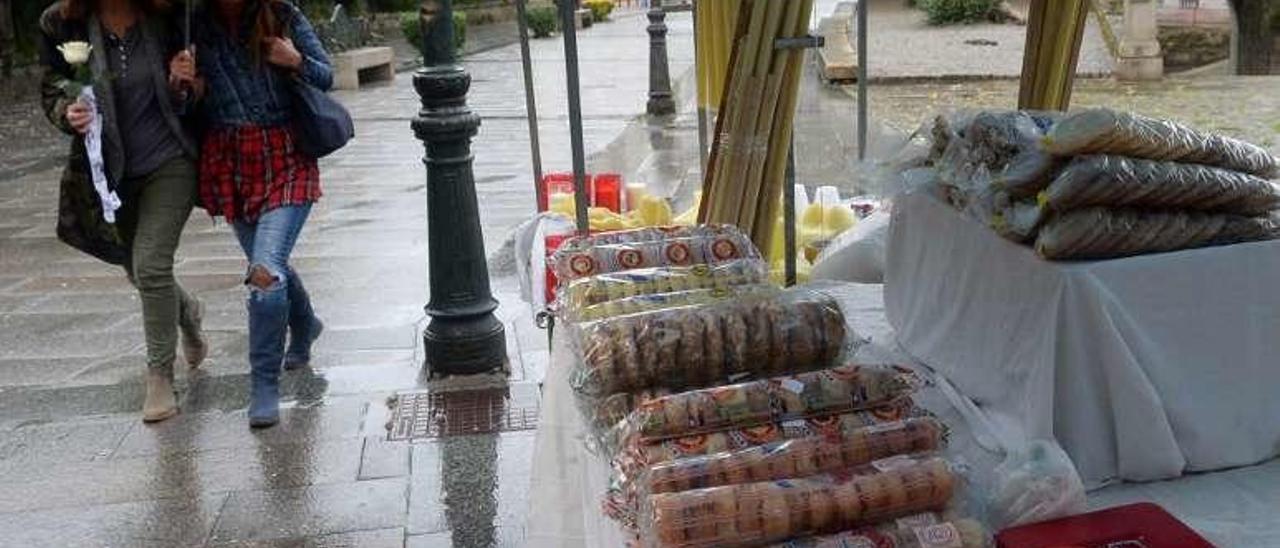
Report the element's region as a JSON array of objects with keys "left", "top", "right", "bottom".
[{"left": 57, "top": 42, "right": 93, "bottom": 65}]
